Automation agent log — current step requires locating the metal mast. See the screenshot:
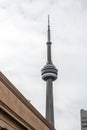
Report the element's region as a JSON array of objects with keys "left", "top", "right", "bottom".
[{"left": 41, "top": 15, "right": 58, "bottom": 127}]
